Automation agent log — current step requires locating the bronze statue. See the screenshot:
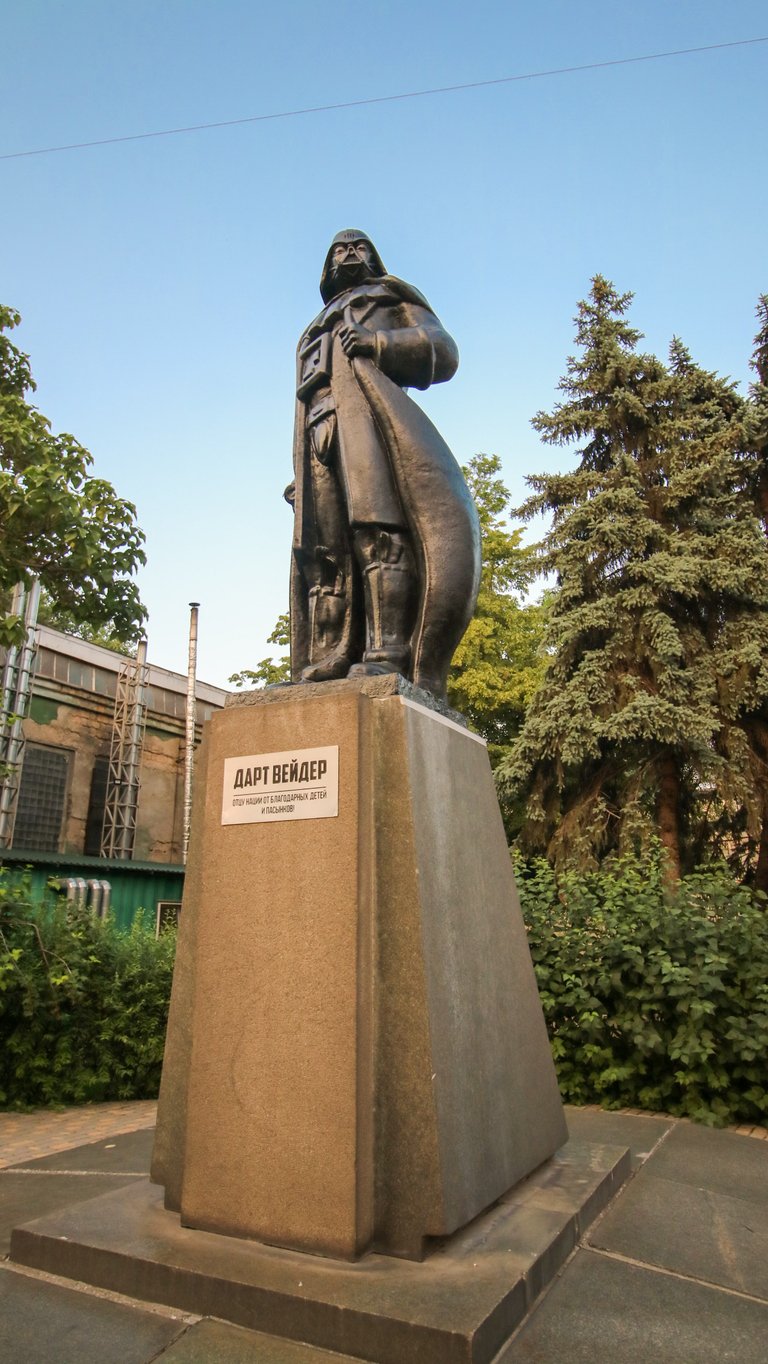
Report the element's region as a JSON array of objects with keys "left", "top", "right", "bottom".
[{"left": 288, "top": 230, "right": 480, "bottom": 699}]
